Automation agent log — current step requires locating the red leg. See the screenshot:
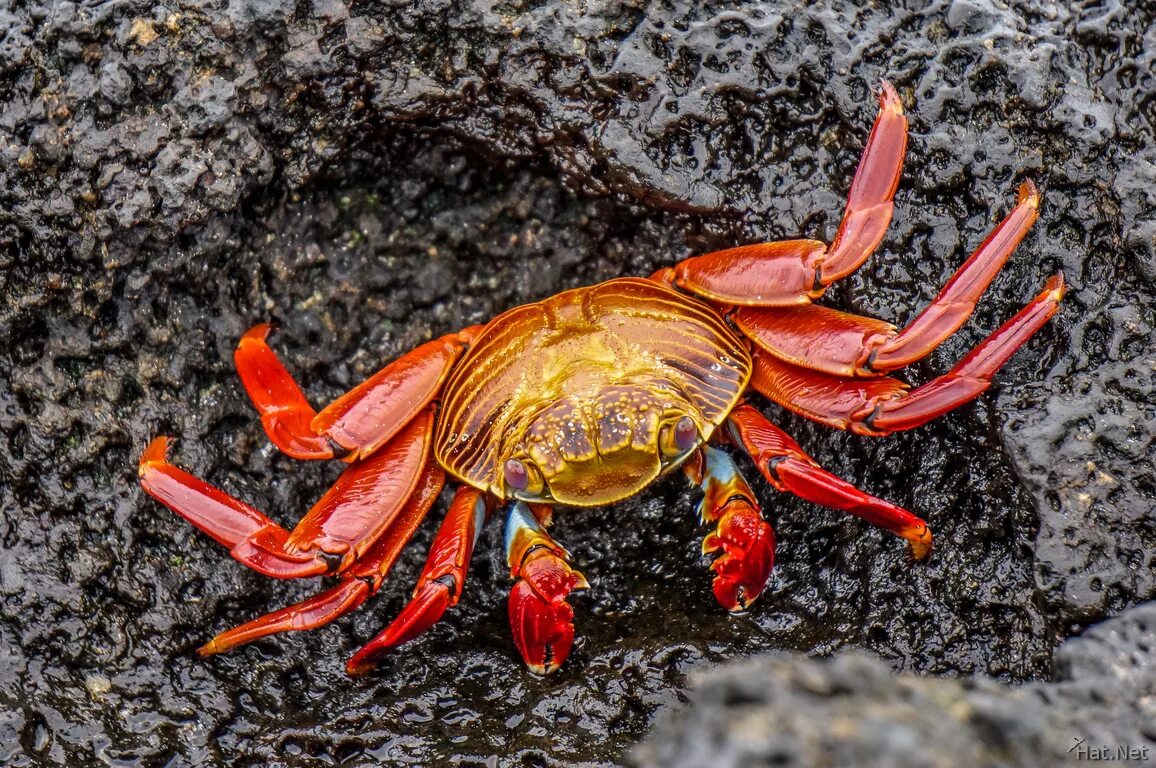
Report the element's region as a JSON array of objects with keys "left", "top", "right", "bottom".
[
  {"left": 658, "top": 239, "right": 829, "bottom": 306},
  {"left": 733, "top": 182, "right": 1042, "bottom": 376},
  {"left": 505, "top": 502, "right": 588, "bottom": 675},
  {"left": 661, "top": 82, "right": 906, "bottom": 306},
  {"left": 748, "top": 273, "right": 1066, "bottom": 435},
  {"left": 345, "top": 485, "right": 490, "bottom": 675},
  {"left": 868, "top": 181, "right": 1041, "bottom": 370},
  {"left": 235, "top": 324, "right": 479, "bottom": 461},
  {"left": 821, "top": 80, "right": 908, "bottom": 283},
  {"left": 683, "top": 445, "right": 776, "bottom": 610},
  {"left": 726, "top": 404, "right": 931, "bottom": 557},
  {"left": 197, "top": 462, "right": 446, "bottom": 656},
  {"left": 139, "top": 409, "right": 434, "bottom": 579},
  {"left": 233, "top": 324, "right": 333, "bottom": 460}
]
